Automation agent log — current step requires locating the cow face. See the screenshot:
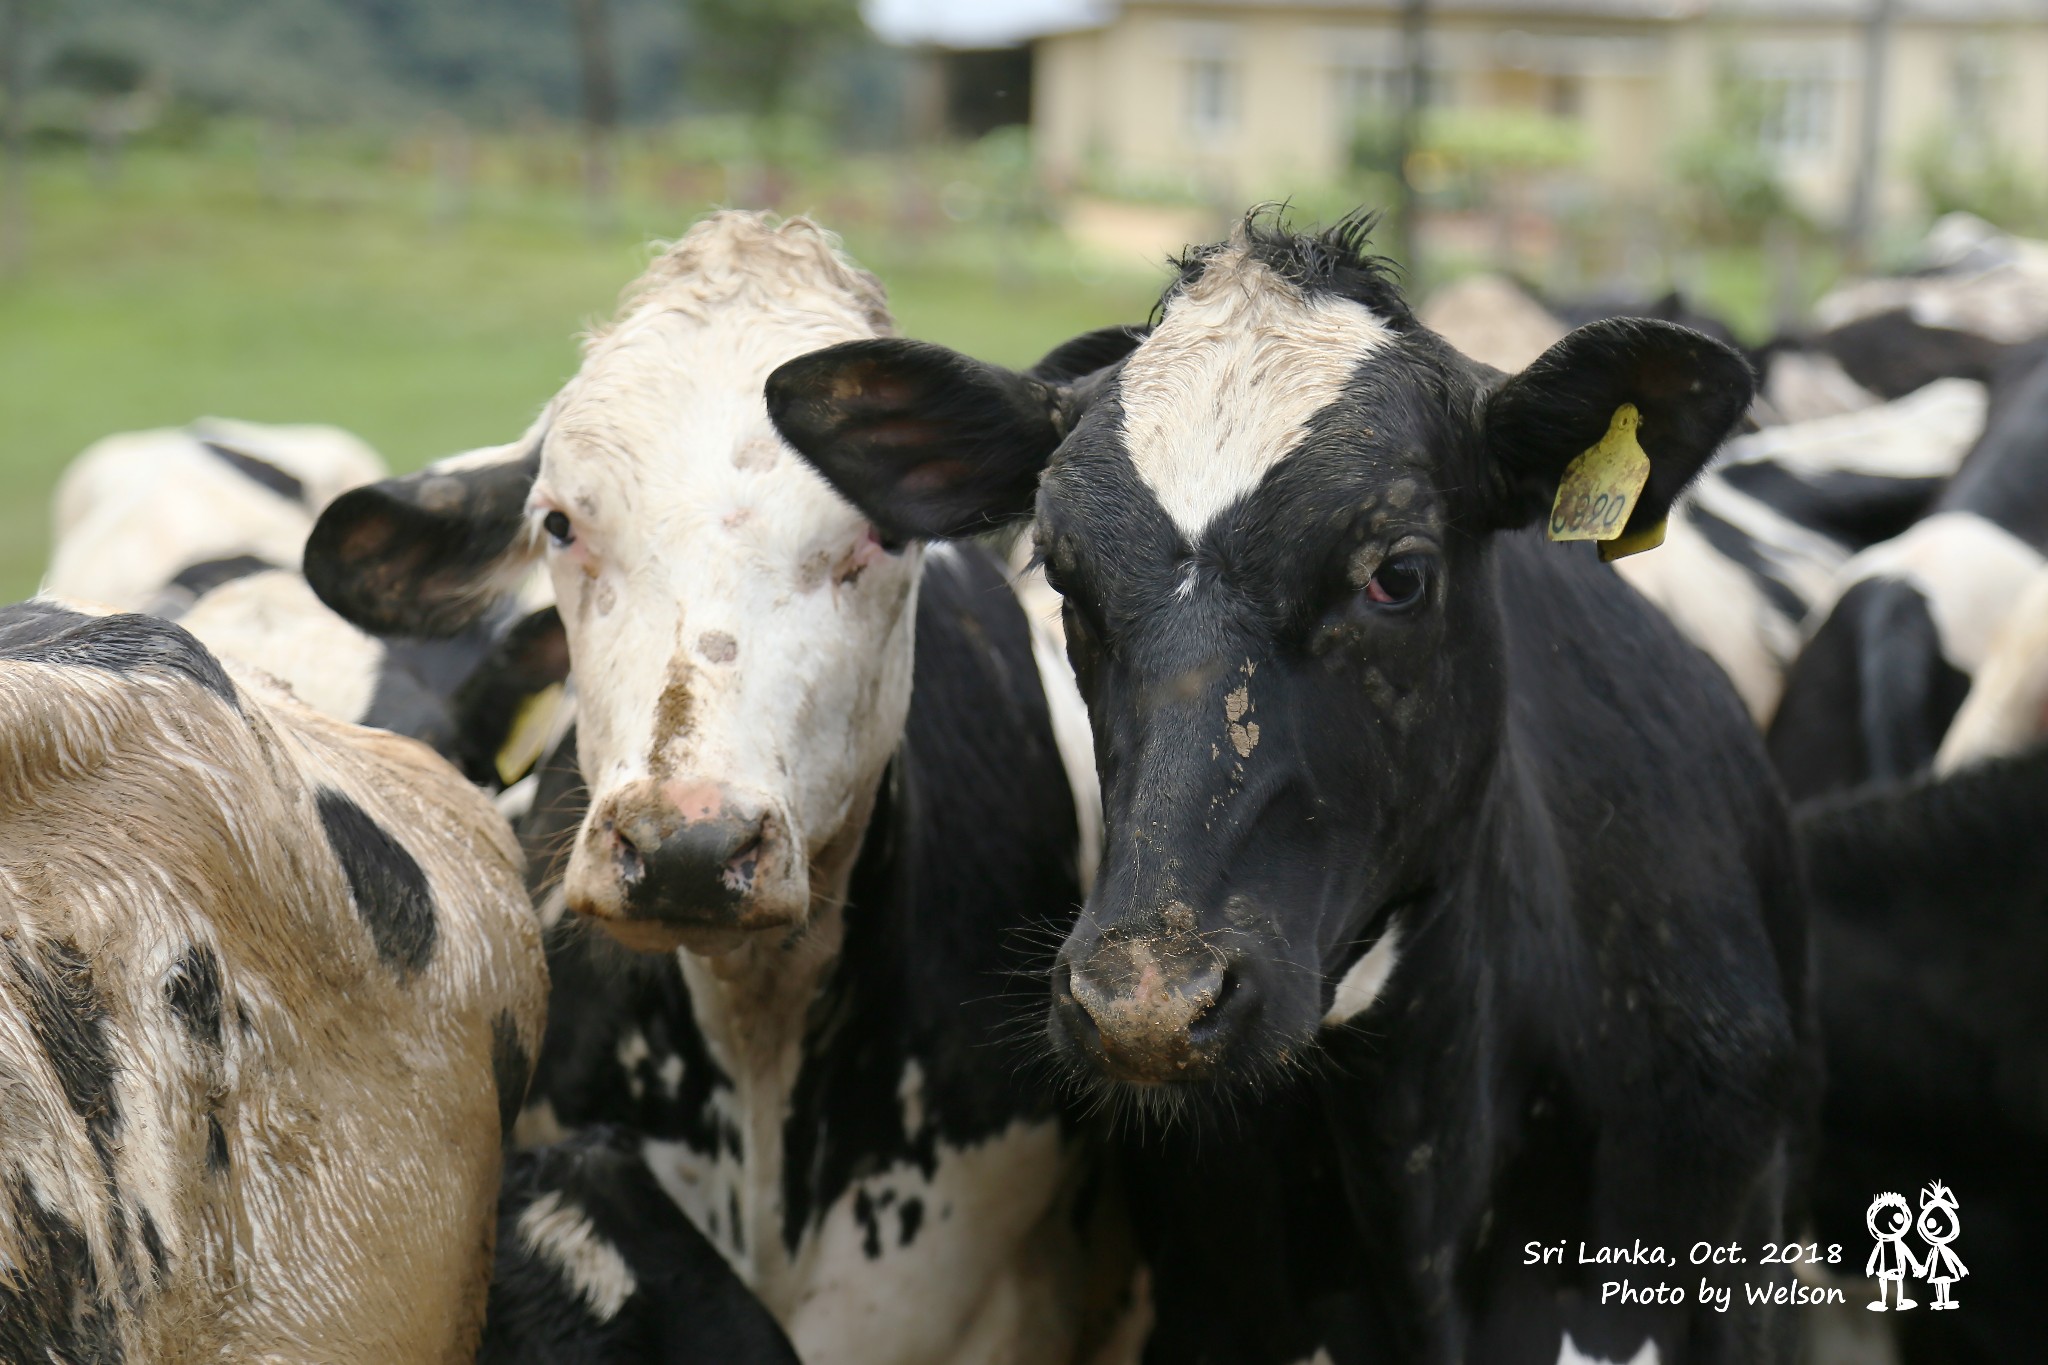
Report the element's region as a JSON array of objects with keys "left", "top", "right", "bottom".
[
  {"left": 308, "top": 213, "right": 914, "bottom": 954},
  {"left": 769, "top": 212, "right": 1752, "bottom": 1102}
]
